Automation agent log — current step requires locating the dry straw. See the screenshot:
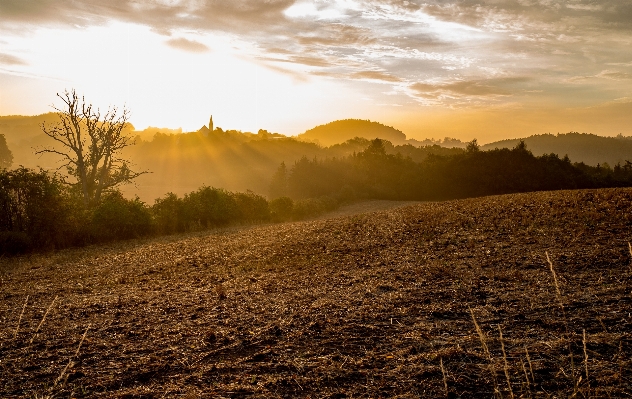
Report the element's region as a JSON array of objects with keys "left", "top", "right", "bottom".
[
  {"left": 525, "top": 346, "right": 535, "bottom": 384},
  {"left": 545, "top": 252, "right": 562, "bottom": 307},
  {"left": 545, "top": 252, "right": 577, "bottom": 393},
  {"left": 469, "top": 307, "right": 500, "bottom": 398},
  {"left": 440, "top": 357, "right": 448, "bottom": 398},
  {"left": 30, "top": 296, "right": 58, "bottom": 344},
  {"left": 14, "top": 295, "right": 29, "bottom": 339},
  {"left": 520, "top": 358, "right": 532, "bottom": 398},
  {"left": 498, "top": 326, "right": 515, "bottom": 399},
  {"left": 583, "top": 329, "right": 590, "bottom": 397},
  {"left": 55, "top": 325, "right": 90, "bottom": 387}
]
